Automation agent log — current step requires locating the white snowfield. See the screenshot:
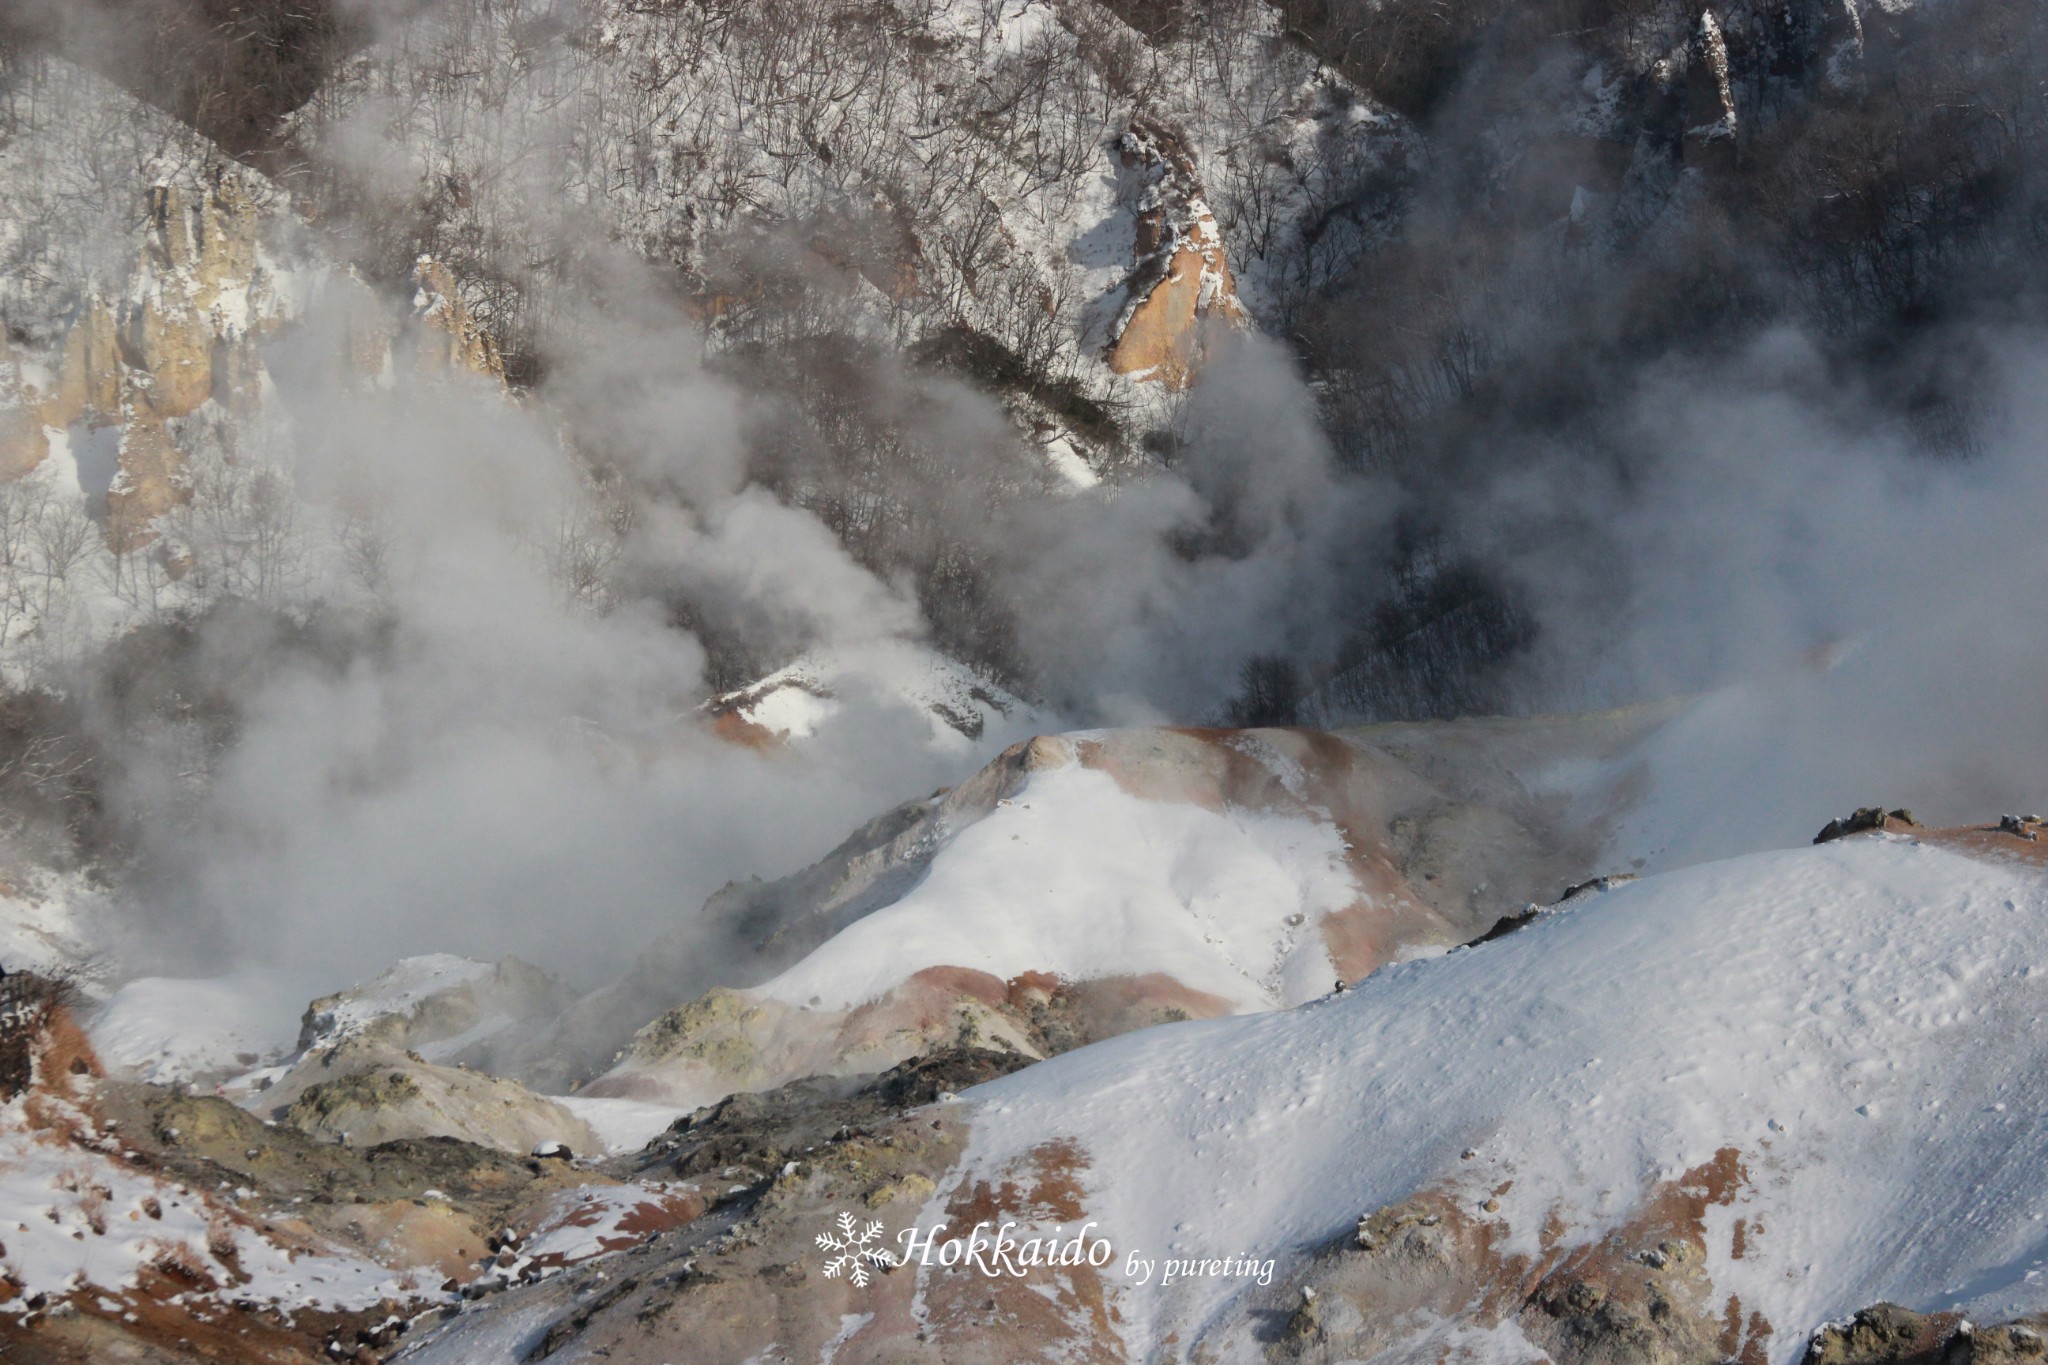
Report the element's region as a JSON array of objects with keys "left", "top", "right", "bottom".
[
  {"left": 755, "top": 759, "right": 1360, "bottom": 1014},
  {"left": 956, "top": 835, "right": 2048, "bottom": 1360},
  {"left": 553, "top": 1096, "right": 684, "bottom": 1154}
]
